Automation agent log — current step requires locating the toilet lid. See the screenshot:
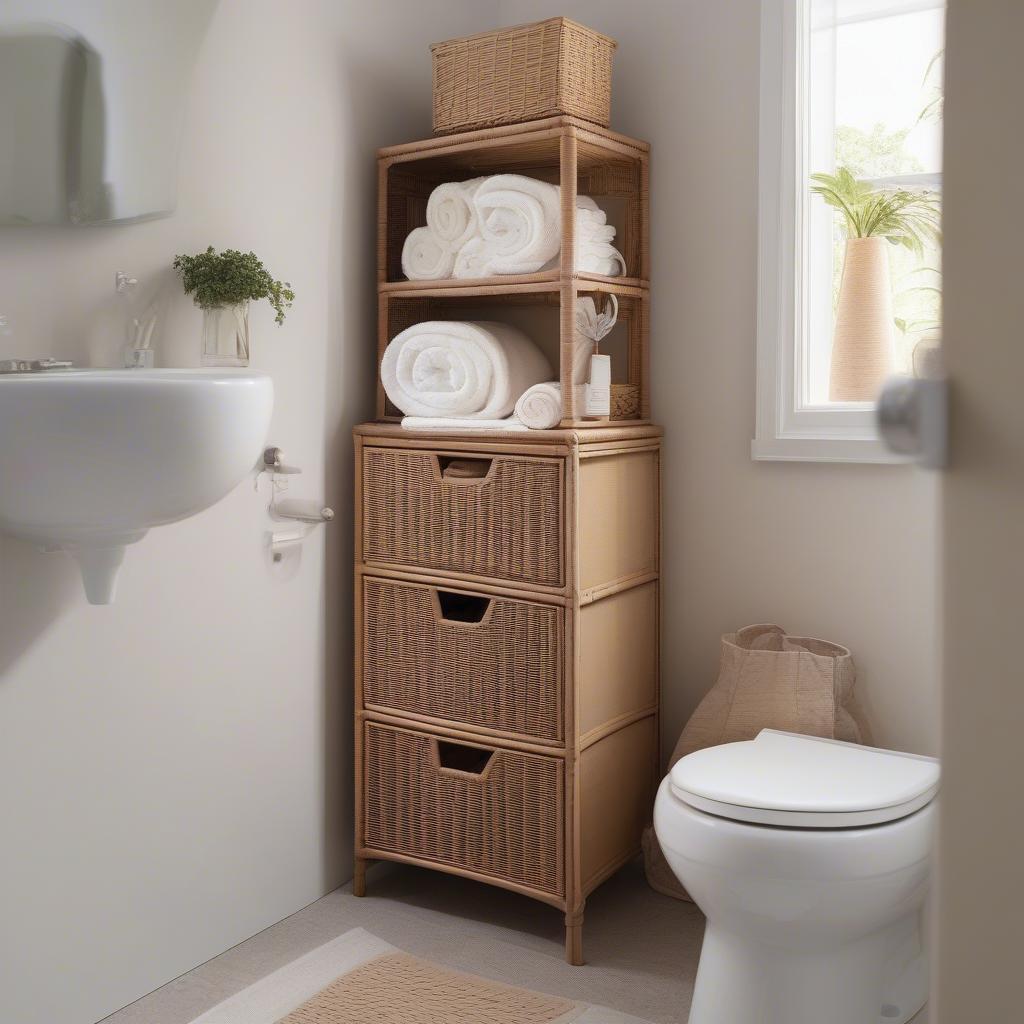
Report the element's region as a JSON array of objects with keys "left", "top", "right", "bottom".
[{"left": 669, "top": 730, "right": 940, "bottom": 828}]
